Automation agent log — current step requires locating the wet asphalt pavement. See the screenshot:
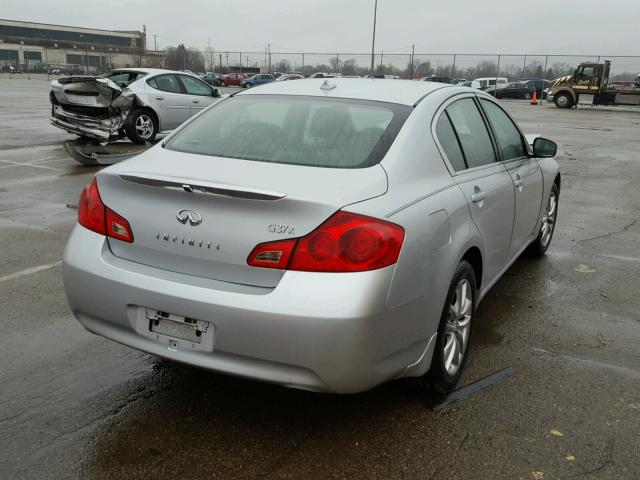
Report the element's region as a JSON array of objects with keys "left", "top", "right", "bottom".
[{"left": 1, "top": 75, "right": 639, "bottom": 479}]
